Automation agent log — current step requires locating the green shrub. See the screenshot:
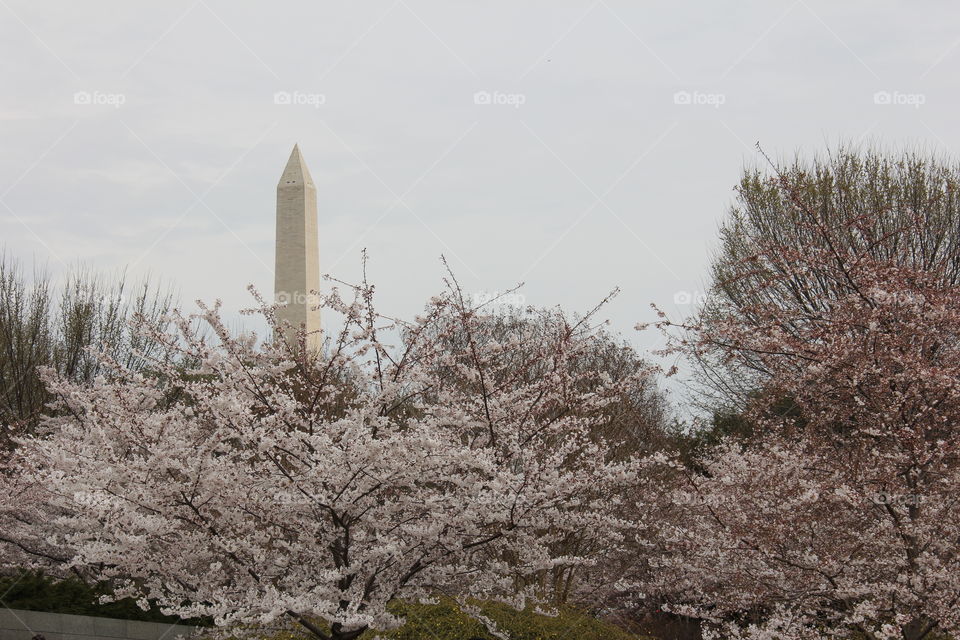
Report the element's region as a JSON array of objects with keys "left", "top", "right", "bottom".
[
  {"left": 0, "top": 571, "right": 209, "bottom": 625},
  {"left": 269, "top": 597, "right": 646, "bottom": 640},
  {"left": 0, "top": 573, "right": 643, "bottom": 638}
]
